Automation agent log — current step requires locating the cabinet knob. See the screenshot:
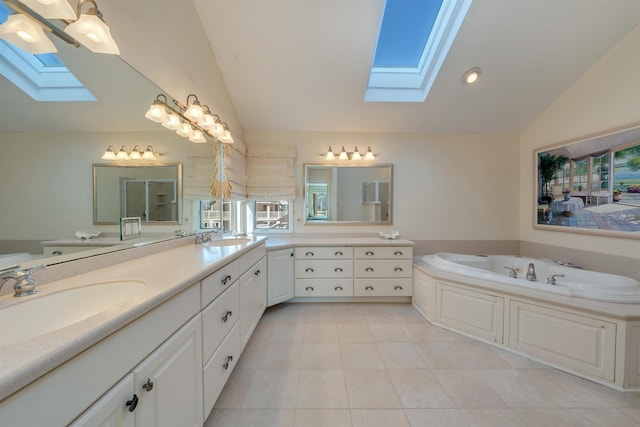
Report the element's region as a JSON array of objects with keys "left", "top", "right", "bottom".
[
  {"left": 394, "top": 285, "right": 403, "bottom": 291},
  {"left": 335, "top": 251, "right": 343, "bottom": 256},
  {"left": 305, "top": 286, "right": 314, "bottom": 291},
  {"left": 254, "top": 269, "right": 261, "bottom": 276},
  {"left": 365, "top": 267, "right": 374, "bottom": 272},
  {"left": 335, "top": 286, "right": 343, "bottom": 291},
  {"left": 365, "top": 286, "right": 374, "bottom": 291},
  {"left": 365, "top": 251, "right": 374, "bottom": 256},
  {"left": 142, "top": 378, "right": 154, "bottom": 391},
  {"left": 305, "top": 251, "right": 314, "bottom": 256},
  {"left": 335, "top": 267, "right": 343, "bottom": 272},
  {"left": 222, "top": 310, "right": 233, "bottom": 322},
  {"left": 126, "top": 394, "right": 139, "bottom": 412},
  {"left": 223, "top": 355, "right": 234, "bottom": 370},
  {"left": 305, "top": 267, "right": 314, "bottom": 273},
  {"left": 221, "top": 275, "right": 232, "bottom": 285},
  {"left": 394, "top": 251, "right": 403, "bottom": 256},
  {"left": 394, "top": 267, "right": 403, "bottom": 272},
  {"left": 52, "top": 250, "right": 63, "bottom": 255}
]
